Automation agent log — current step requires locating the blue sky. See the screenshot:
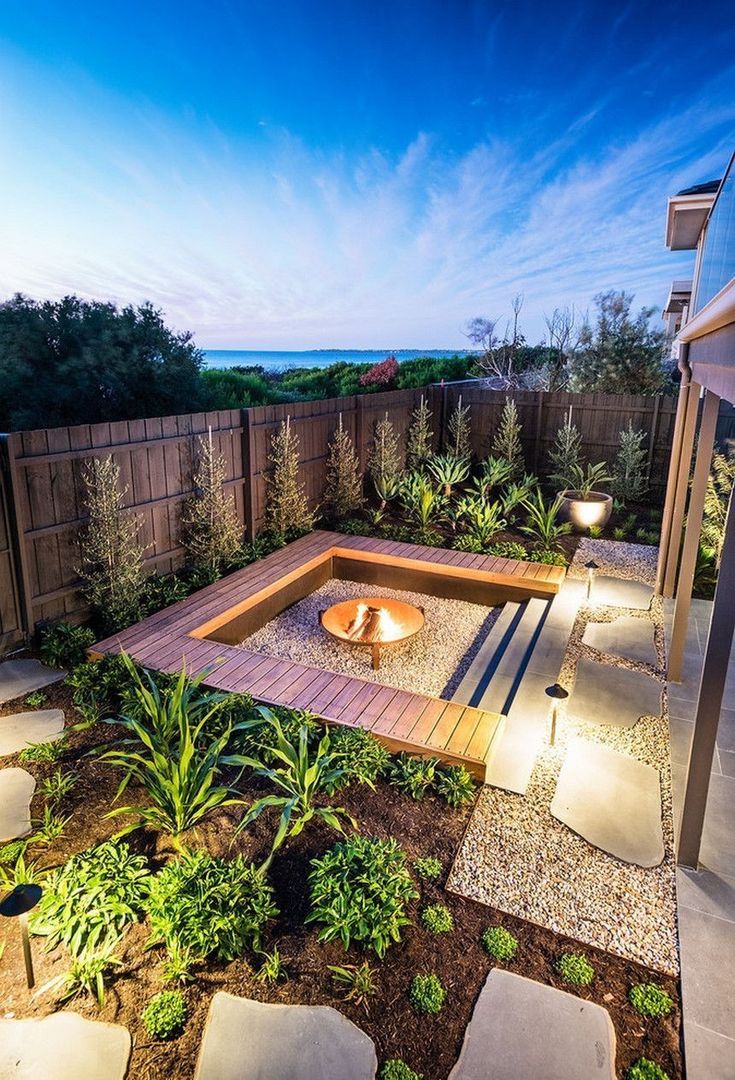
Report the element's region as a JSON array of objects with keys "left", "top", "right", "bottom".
[{"left": 1, "top": 1, "right": 734, "bottom": 349}]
